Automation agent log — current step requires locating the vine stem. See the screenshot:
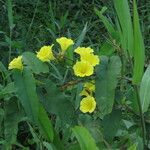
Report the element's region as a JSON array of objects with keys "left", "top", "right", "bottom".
[{"left": 134, "top": 85, "right": 147, "bottom": 148}]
